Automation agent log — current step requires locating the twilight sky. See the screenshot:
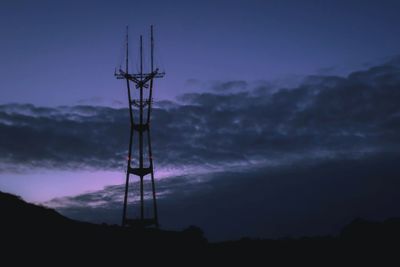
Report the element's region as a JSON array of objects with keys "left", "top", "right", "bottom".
[
  {"left": 1, "top": 0, "right": 400, "bottom": 105},
  {"left": 1, "top": 0, "right": 400, "bottom": 241}
]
